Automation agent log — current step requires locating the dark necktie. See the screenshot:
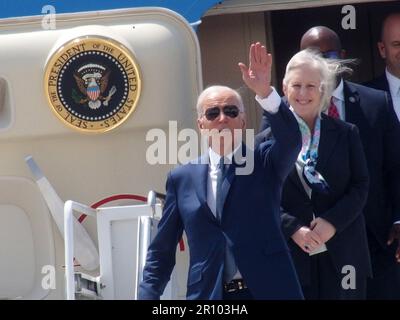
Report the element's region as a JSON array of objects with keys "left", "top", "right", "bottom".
[
  {"left": 215, "top": 157, "right": 237, "bottom": 281},
  {"left": 328, "top": 97, "right": 340, "bottom": 119},
  {"left": 216, "top": 157, "right": 227, "bottom": 221}
]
